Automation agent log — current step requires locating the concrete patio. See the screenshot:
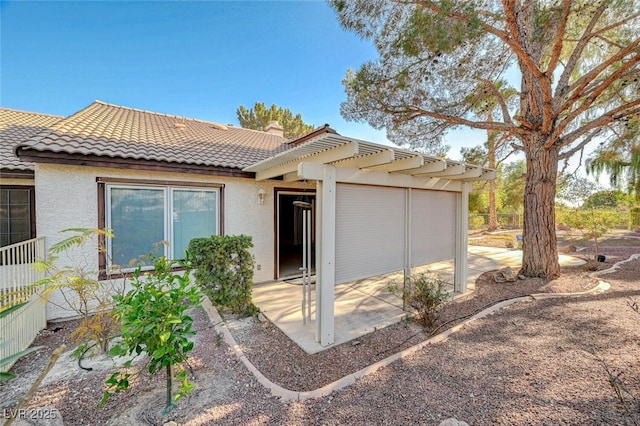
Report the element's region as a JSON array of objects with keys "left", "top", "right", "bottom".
[{"left": 252, "top": 246, "right": 585, "bottom": 354}]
